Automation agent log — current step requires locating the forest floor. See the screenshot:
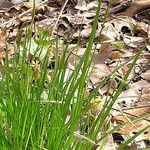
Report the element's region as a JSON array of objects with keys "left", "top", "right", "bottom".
[{"left": 0, "top": 0, "right": 150, "bottom": 149}]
